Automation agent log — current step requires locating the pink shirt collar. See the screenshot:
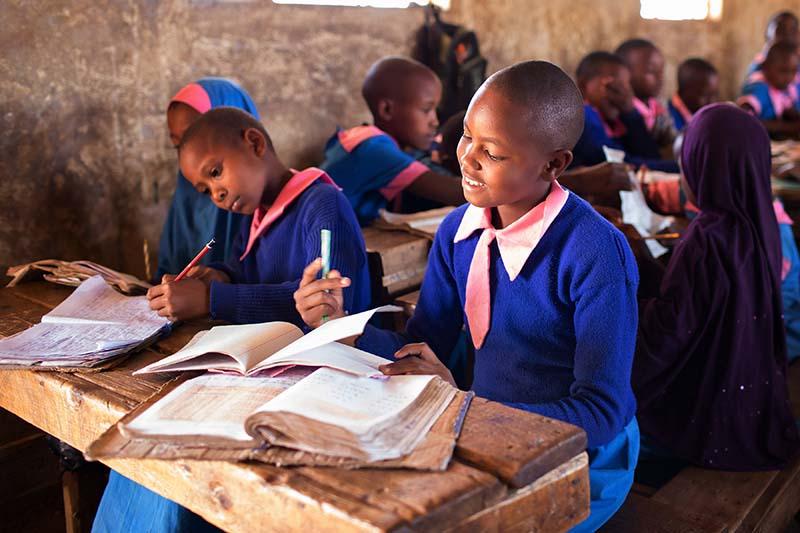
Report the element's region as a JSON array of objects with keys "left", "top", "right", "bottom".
[
  {"left": 670, "top": 93, "right": 693, "bottom": 124},
  {"left": 454, "top": 182, "right": 569, "bottom": 281},
  {"left": 633, "top": 96, "right": 665, "bottom": 131},
  {"left": 338, "top": 125, "right": 387, "bottom": 153},
  {"left": 240, "top": 167, "right": 338, "bottom": 260}
]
